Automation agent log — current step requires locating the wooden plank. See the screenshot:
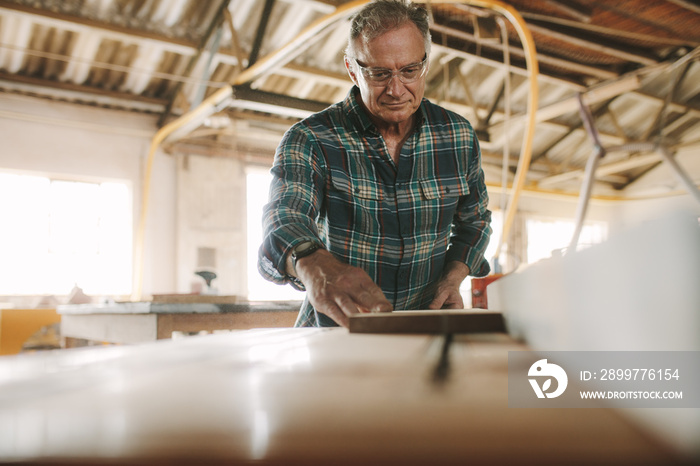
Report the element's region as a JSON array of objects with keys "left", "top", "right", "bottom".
[
  {"left": 156, "top": 311, "right": 298, "bottom": 339},
  {"left": 349, "top": 310, "right": 506, "bottom": 334},
  {"left": 150, "top": 294, "right": 243, "bottom": 304}
]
